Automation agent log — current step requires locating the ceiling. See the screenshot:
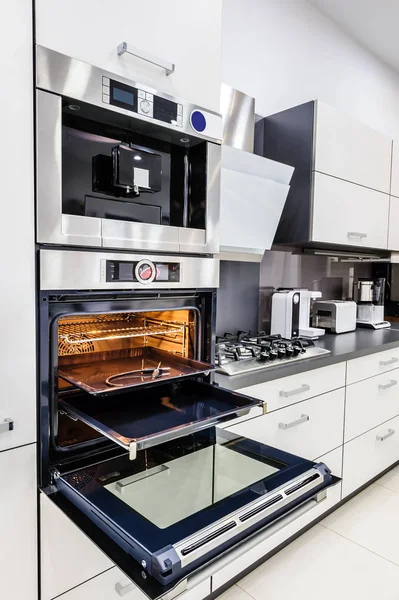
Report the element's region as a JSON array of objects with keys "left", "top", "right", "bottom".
[{"left": 309, "top": 0, "right": 399, "bottom": 73}]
